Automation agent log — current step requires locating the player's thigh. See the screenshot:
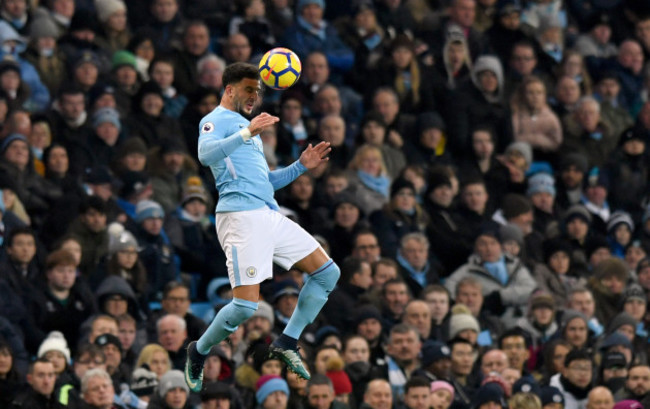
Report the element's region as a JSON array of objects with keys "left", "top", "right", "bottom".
[
  {"left": 269, "top": 210, "right": 321, "bottom": 270},
  {"left": 216, "top": 209, "right": 274, "bottom": 287}
]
